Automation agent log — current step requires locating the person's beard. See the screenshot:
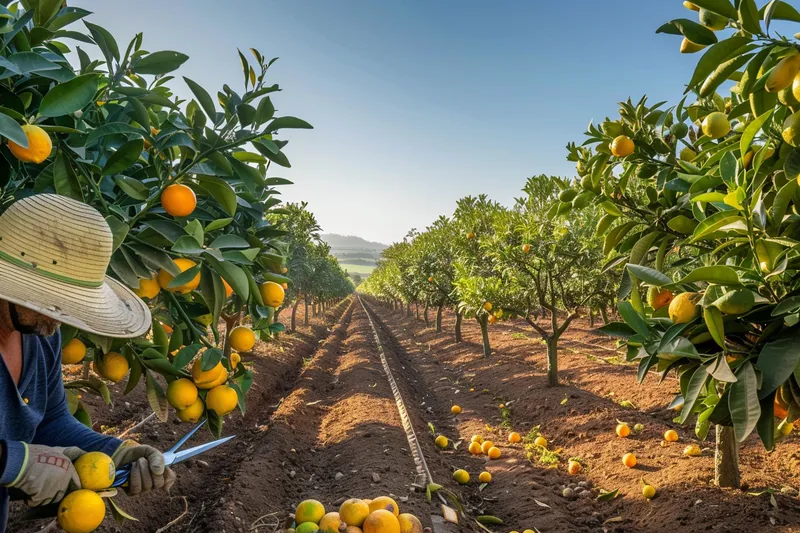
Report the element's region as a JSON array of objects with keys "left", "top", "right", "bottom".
[{"left": 9, "top": 303, "right": 61, "bottom": 336}]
